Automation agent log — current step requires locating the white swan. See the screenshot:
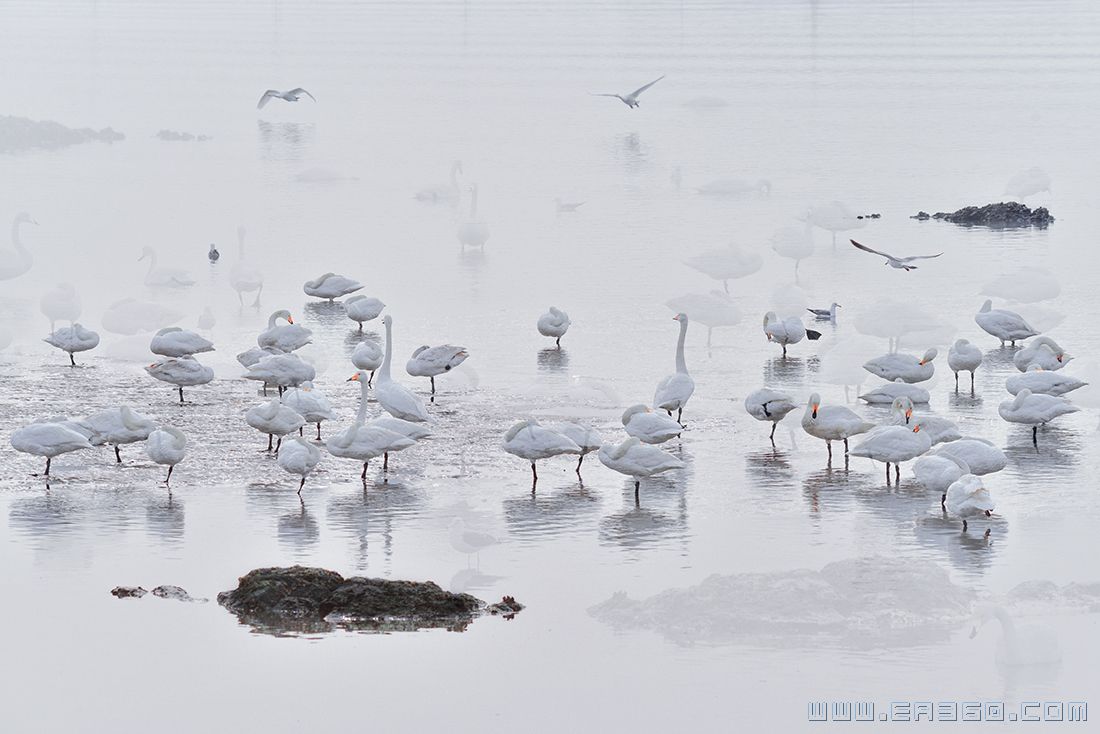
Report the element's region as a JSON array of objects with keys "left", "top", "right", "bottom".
[
  {"left": 801, "top": 393, "right": 875, "bottom": 459},
  {"left": 150, "top": 327, "right": 213, "bottom": 357},
  {"left": 0, "top": 212, "right": 36, "bottom": 281},
  {"left": 351, "top": 340, "right": 383, "bottom": 384},
  {"left": 370, "top": 416, "right": 432, "bottom": 441},
  {"left": 244, "top": 352, "right": 315, "bottom": 394},
  {"left": 10, "top": 420, "right": 92, "bottom": 475},
  {"left": 282, "top": 382, "right": 335, "bottom": 440},
  {"left": 1013, "top": 336, "right": 1069, "bottom": 372},
  {"left": 622, "top": 404, "right": 682, "bottom": 445},
  {"left": 40, "top": 283, "right": 81, "bottom": 330},
  {"left": 81, "top": 406, "right": 157, "bottom": 463},
  {"left": 257, "top": 87, "right": 316, "bottom": 109},
  {"left": 937, "top": 438, "right": 1007, "bottom": 476},
  {"left": 537, "top": 307, "right": 571, "bottom": 347},
  {"left": 246, "top": 399, "right": 305, "bottom": 453},
  {"left": 597, "top": 437, "right": 683, "bottom": 500},
  {"left": 975, "top": 299, "right": 1038, "bottom": 346},
  {"left": 763, "top": 311, "right": 820, "bottom": 357},
  {"left": 859, "top": 378, "right": 930, "bottom": 405},
  {"left": 457, "top": 184, "right": 490, "bottom": 248},
  {"left": 850, "top": 424, "right": 931, "bottom": 482},
  {"left": 102, "top": 298, "right": 182, "bottom": 335},
  {"left": 236, "top": 345, "right": 284, "bottom": 369},
  {"left": 913, "top": 450, "right": 970, "bottom": 505},
  {"left": 972, "top": 603, "right": 1062, "bottom": 667},
  {"left": 1006, "top": 365, "right": 1087, "bottom": 397},
  {"left": 683, "top": 243, "right": 762, "bottom": 293},
  {"left": 345, "top": 295, "right": 385, "bottom": 329},
  {"left": 945, "top": 474, "right": 995, "bottom": 531},
  {"left": 948, "top": 339, "right": 982, "bottom": 389},
  {"left": 998, "top": 388, "right": 1079, "bottom": 445},
  {"left": 44, "top": 323, "right": 99, "bottom": 366},
  {"left": 257, "top": 309, "right": 311, "bottom": 352},
  {"left": 278, "top": 436, "right": 322, "bottom": 493},
  {"left": 375, "top": 315, "right": 430, "bottom": 422},
  {"left": 303, "top": 272, "right": 364, "bottom": 301},
  {"left": 415, "top": 160, "right": 463, "bottom": 204},
  {"left": 145, "top": 427, "right": 187, "bottom": 485},
  {"left": 770, "top": 223, "right": 815, "bottom": 278},
  {"left": 665, "top": 291, "right": 741, "bottom": 348},
  {"left": 146, "top": 356, "right": 214, "bottom": 403},
  {"left": 546, "top": 422, "right": 602, "bottom": 475},
  {"left": 326, "top": 371, "right": 417, "bottom": 478},
  {"left": 406, "top": 344, "right": 469, "bottom": 394},
  {"left": 653, "top": 313, "right": 695, "bottom": 424},
  {"left": 884, "top": 397, "right": 960, "bottom": 444},
  {"left": 502, "top": 419, "right": 581, "bottom": 482},
  {"left": 230, "top": 227, "right": 264, "bottom": 307},
  {"left": 138, "top": 246, "right": 195, "bottom": 288},
  {"left": 744, "top": 388, "right": 798, "bottom": 441},
  {"left": 863, "top": 348, "right": 937, "bottom": 383}
]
